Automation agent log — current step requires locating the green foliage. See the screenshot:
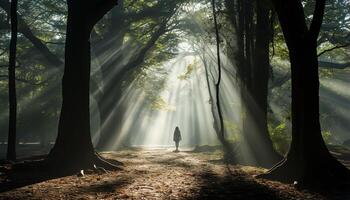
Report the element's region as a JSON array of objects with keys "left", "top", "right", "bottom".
[
  {"left": 150, "top": 97, "right": 175, "bottom": 111},
  {"left": 131, "top": 64, "right": 171, "bottom": 111},
  {"left": 322, "top": 130, "right": 332, "bottom": 144},
  {"left": 269, "top": 122, "right": 291, "bottom": 155},
  {"left": 178, "top": 60, "right": 199, "bottom": 80}
]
